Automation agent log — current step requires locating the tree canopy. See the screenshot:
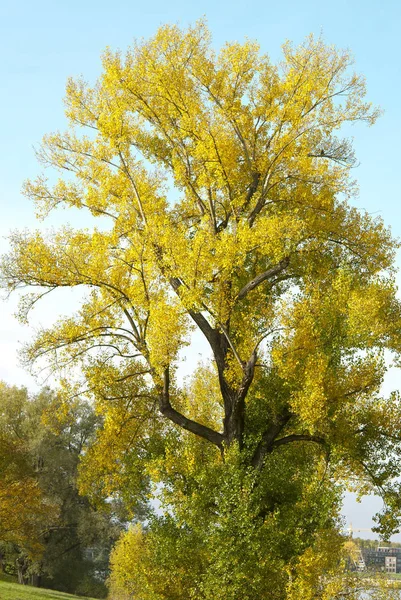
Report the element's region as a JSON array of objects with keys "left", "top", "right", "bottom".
[{"left": 2, "top": 21, "right": 401, "bottom": 599}]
